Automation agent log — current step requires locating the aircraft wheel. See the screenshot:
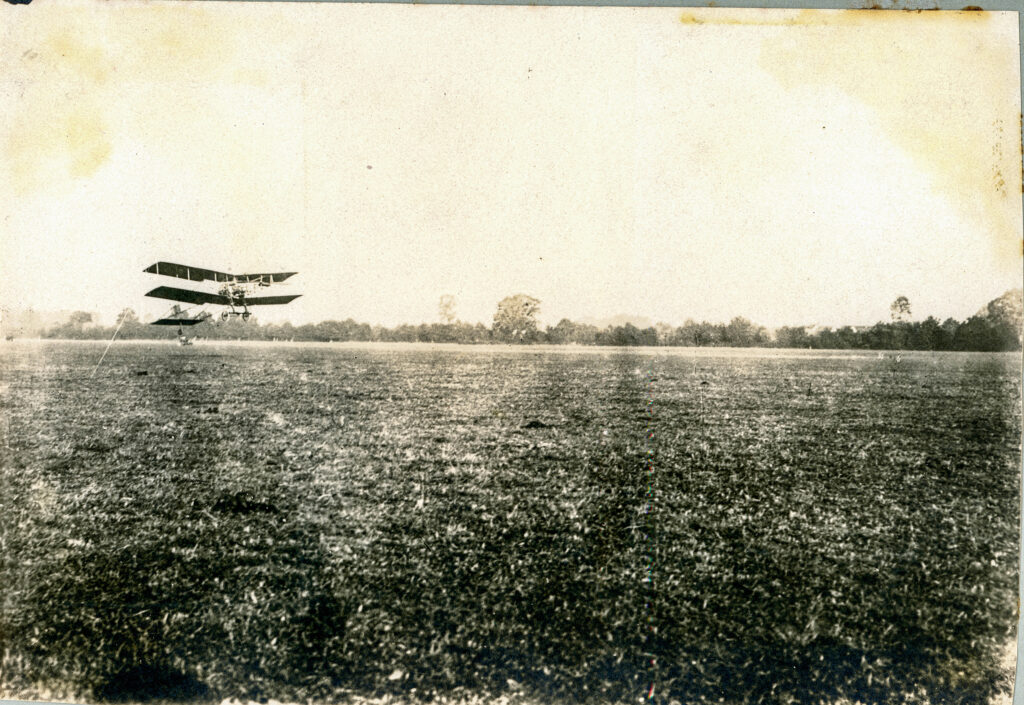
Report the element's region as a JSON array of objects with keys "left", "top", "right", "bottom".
[
  {"left": 242, "top": 312, "right": 251, "bottom": 321},
  {"left": 221, "top": 311, "right": 230, "bottom": 321}
]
